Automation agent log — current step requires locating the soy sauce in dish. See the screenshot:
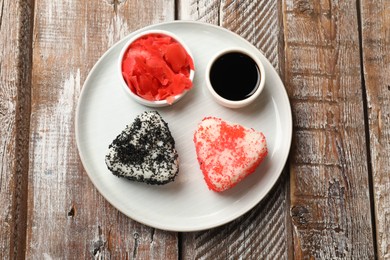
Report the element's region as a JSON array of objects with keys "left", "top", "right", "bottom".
[{"left": 209, "top": 52, "right": 260, "bottom": 101}]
